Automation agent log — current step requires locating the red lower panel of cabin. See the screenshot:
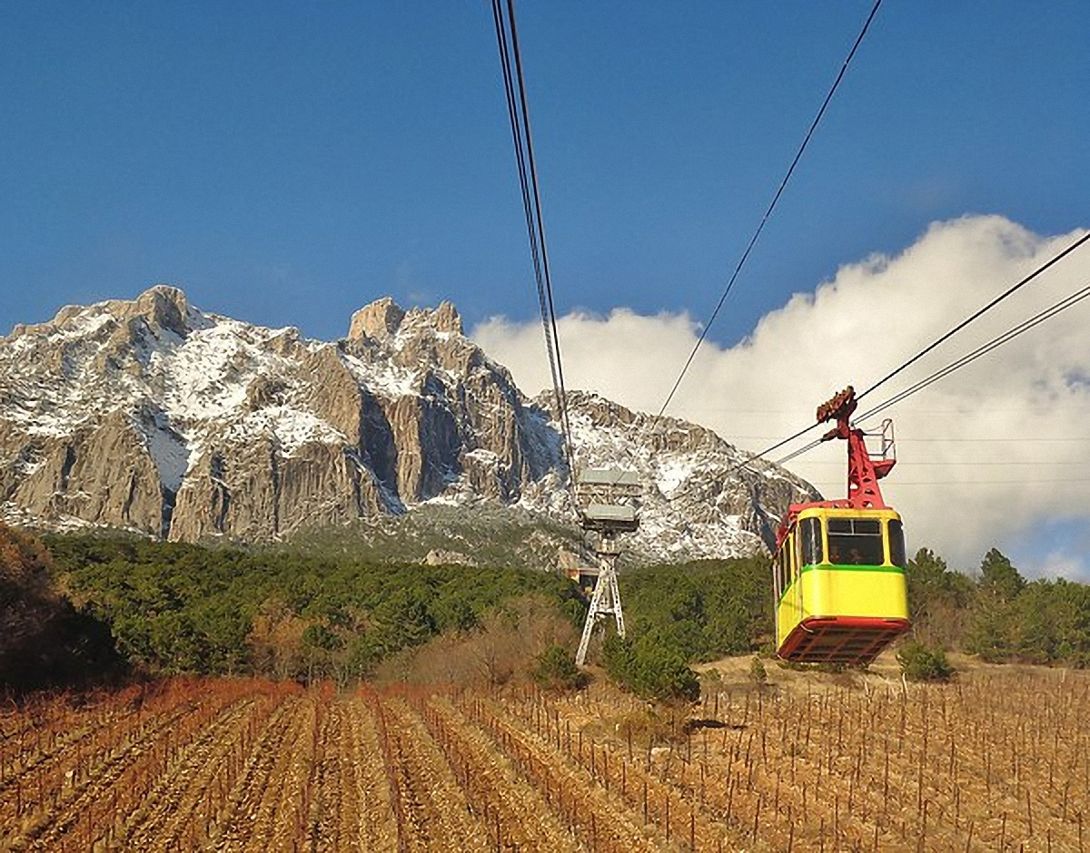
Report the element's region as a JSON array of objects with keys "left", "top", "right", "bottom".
[{"left": 777, "top": 616, "right": 911, "bottom": 666}]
